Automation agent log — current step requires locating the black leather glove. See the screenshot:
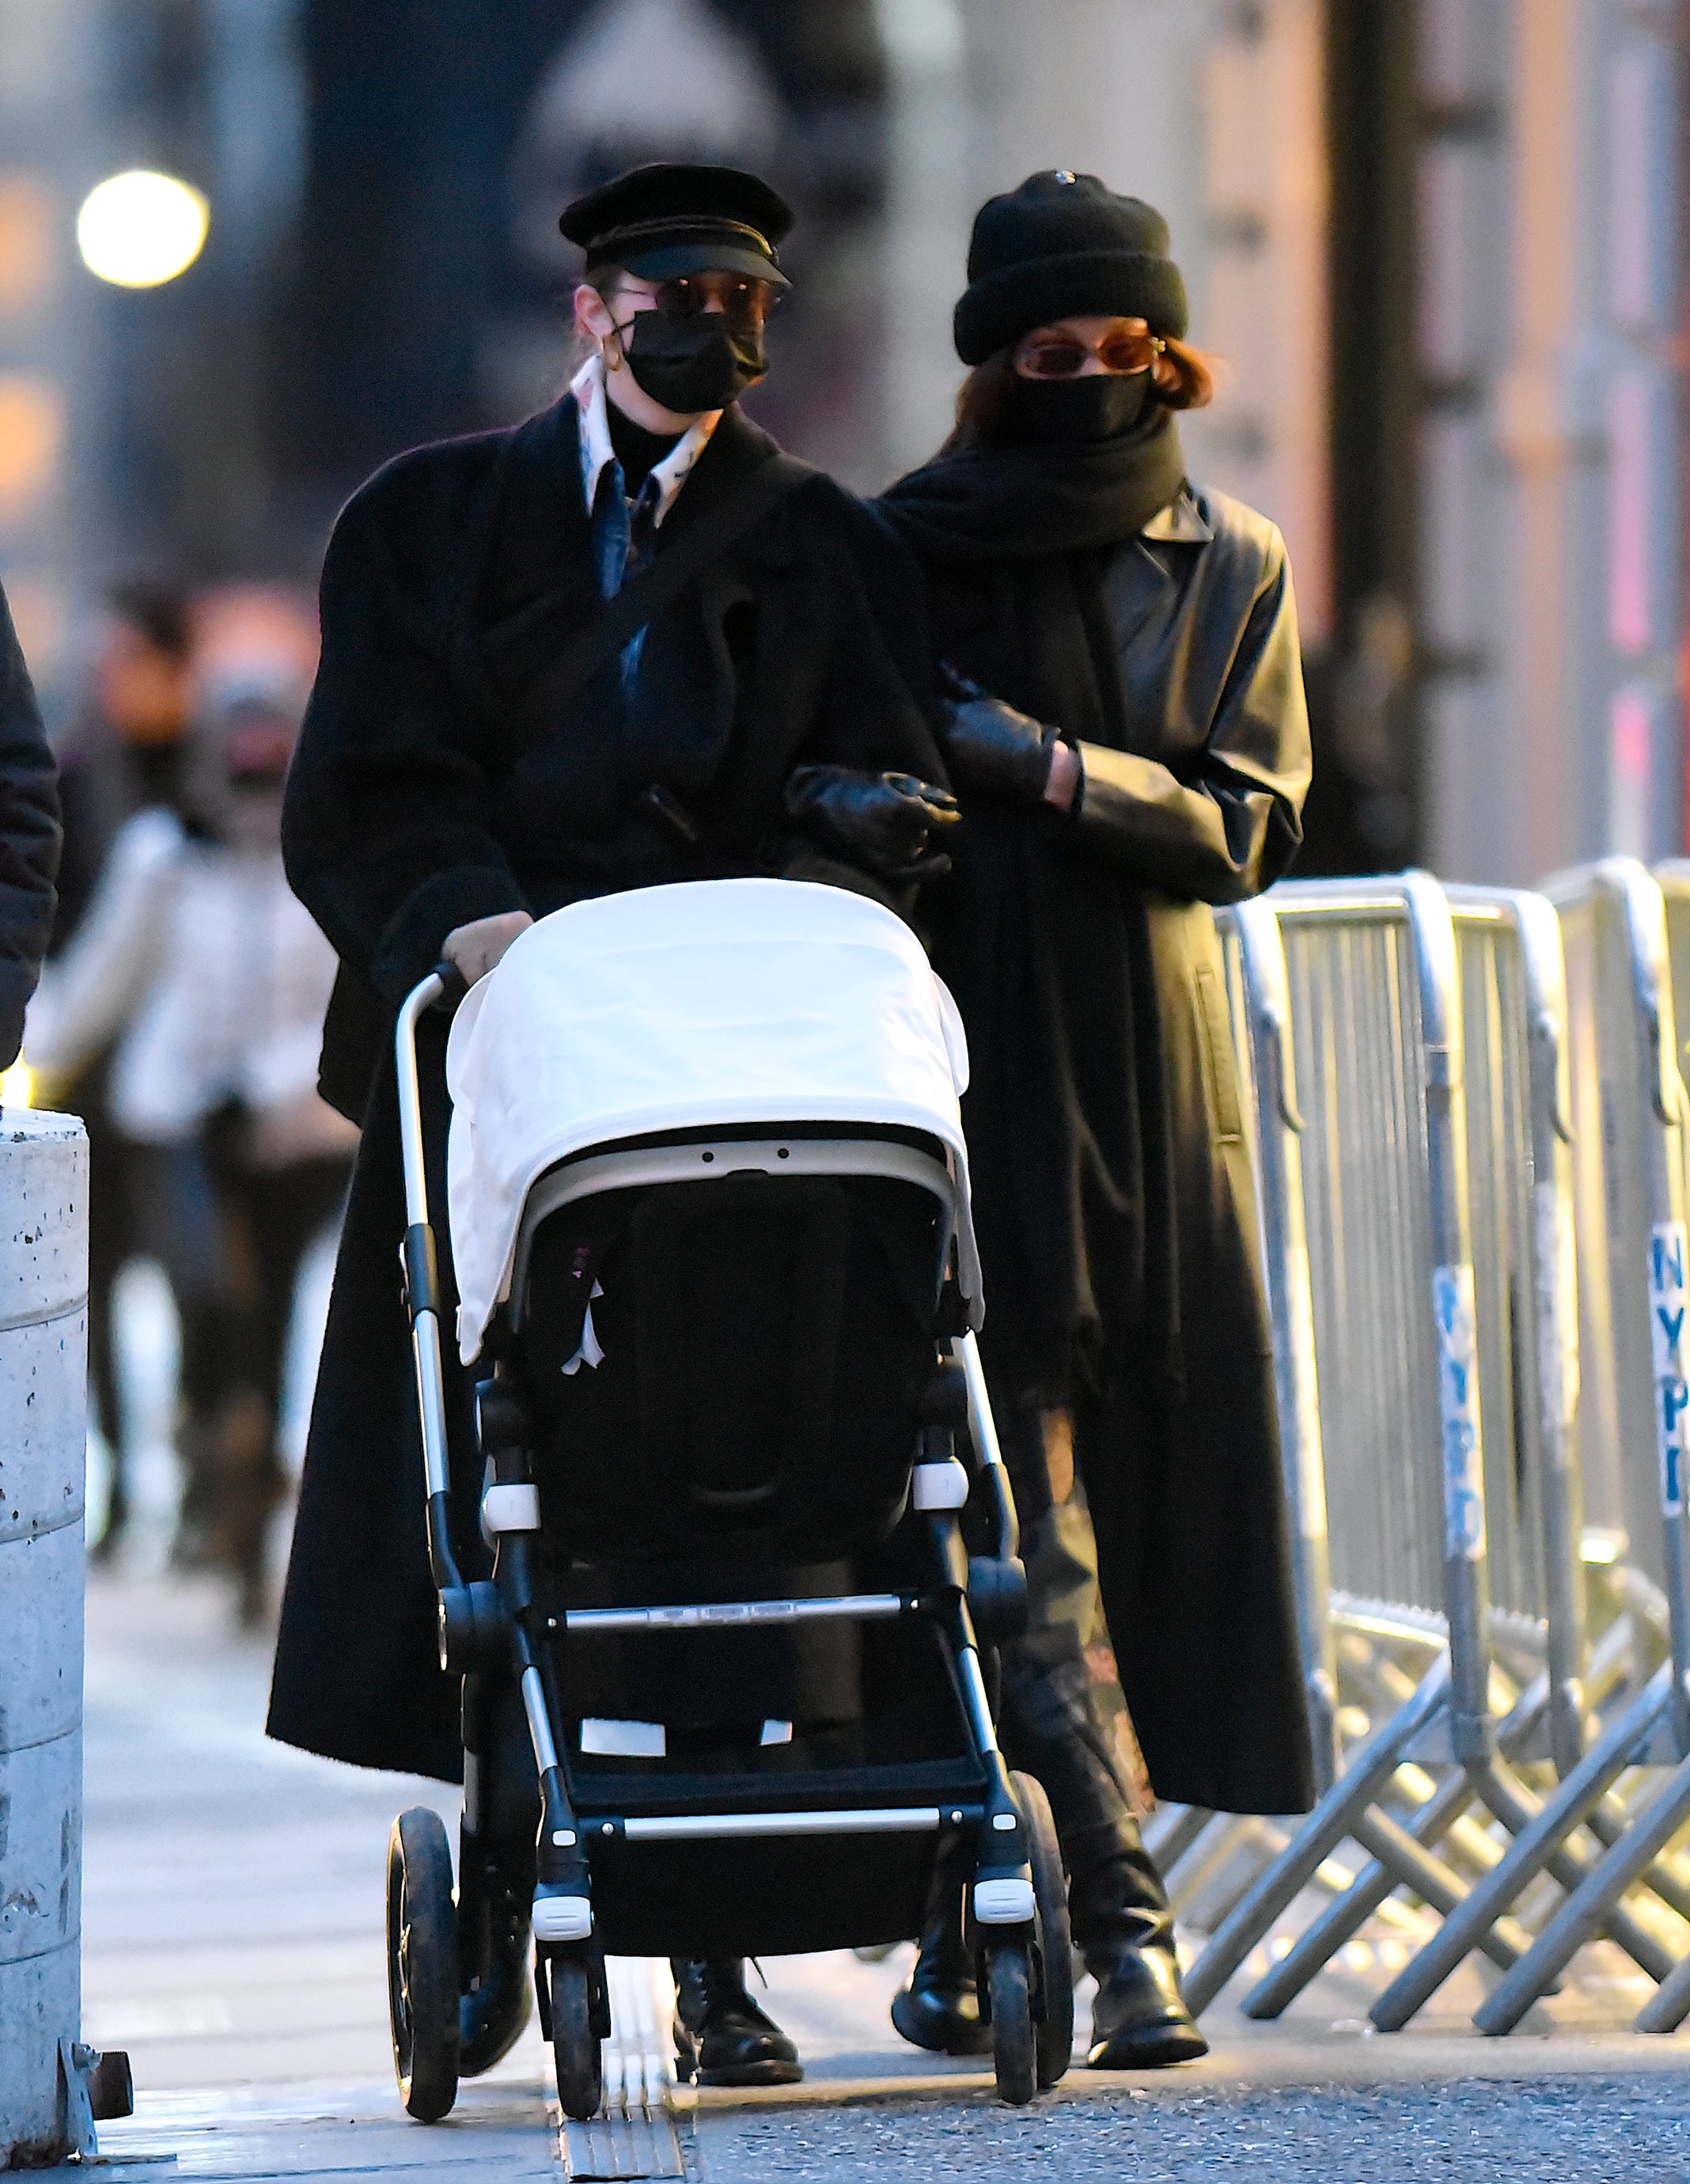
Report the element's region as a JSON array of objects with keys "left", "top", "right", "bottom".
[
  {"left": 784, "top": 765, "right": 961, "bottom": 882},
  {"left": 937, "top": 662, "right": 1064, "bottom": 802}
]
